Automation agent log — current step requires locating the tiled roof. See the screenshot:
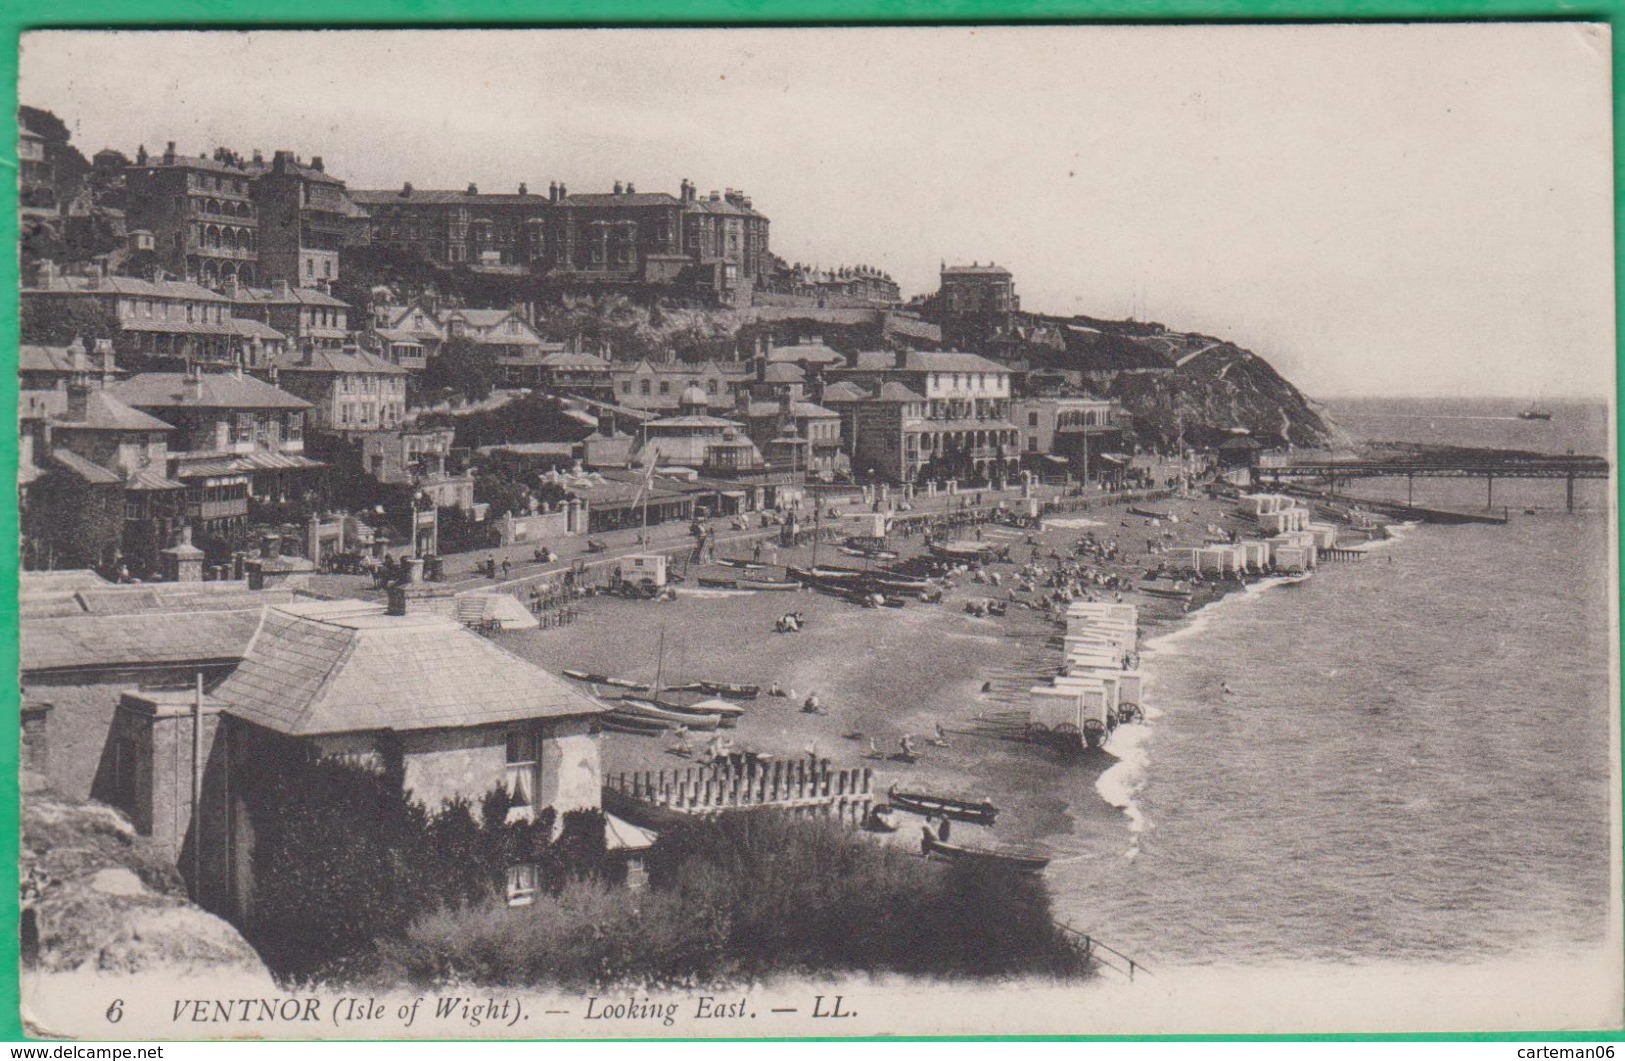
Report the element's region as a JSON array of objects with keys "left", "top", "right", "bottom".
[
  {"left": 742, "top": 400, "right": 840, "bottom": 419},
  {"left": 19, "top": 344, "right": 120, "bottom": 375},
  {"left": 119, "top": 319, "right": 240, "bottom": 336},
  {"left": 351, "top": 189, "right": 552, "bottom": 207},
  {"left": 21, "top": 607, "right": 268, "bottom": 674},
  {"left": 767, "top": 343, "right": 845, "bottom": 365},
  {"left": 55, "top": 391, "right": 175, "bottom": 432},
  {"left": 230, "top": 284, "right": 349, "bottom": 308},
  {"left": 23, "top": 275, "right": 229, "bottom": 301},
  {"left": 876, "top": 382, "right": 927, "bottom": 403},
  {"left": 538, "top": 349, "right": 610, "bottom": 369},
  {"left": 942, "top": 264, "right": 1012, "bottom": 276},
  {"left": 49, "top": 448, "right": 122, "bottom": 485},
  {"left": 819, "top": 381, "right": 871, "bottom": 402},
  {"left": 557, "top": 192, "right": 682, "bottom": 209},
  {"left": 272, "top": 348, "right": 407, "bottom": 375},
  {"left": 214, "top": 601, "right": 605, "bottom": 736},
  {"left": 847, "top": 350, "right": 1010, "bottom": 375},
  {"left": 761, "top": 363, "right": 805, "bottom": 384},
  {"left": 225, "top": 318, "right": 288, "bottom": 340},
  {"left": 109, "top": 372, "right": 311, "bottom": 411},
  {"left": 171, "top": 450, "right": 323, "bottom": 478},
  {"left": 126, "top": 469, "right": 187, "bottom": 491},
  {"left": 373, "top": 328, "right": 425, "bottom": 346}
]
